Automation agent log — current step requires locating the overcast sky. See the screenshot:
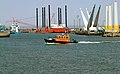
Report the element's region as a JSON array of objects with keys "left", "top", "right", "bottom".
[{"left": 0, "top": 0, "right": 119, "bottom": 28}]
